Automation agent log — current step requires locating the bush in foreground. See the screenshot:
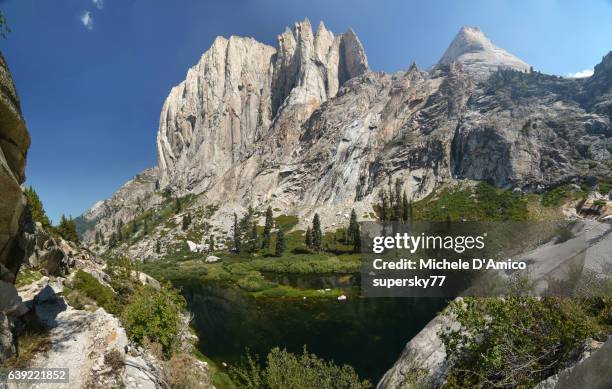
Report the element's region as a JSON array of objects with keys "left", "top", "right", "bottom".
[
  {"left": 440, "top": 297, "right": 602, "bottom": 388},
  {"left": 229, "top": 347, "right": 371, "bottom": 389},
  {"left": 122, "top": 284, "right": 186, "bottom": 357}
]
